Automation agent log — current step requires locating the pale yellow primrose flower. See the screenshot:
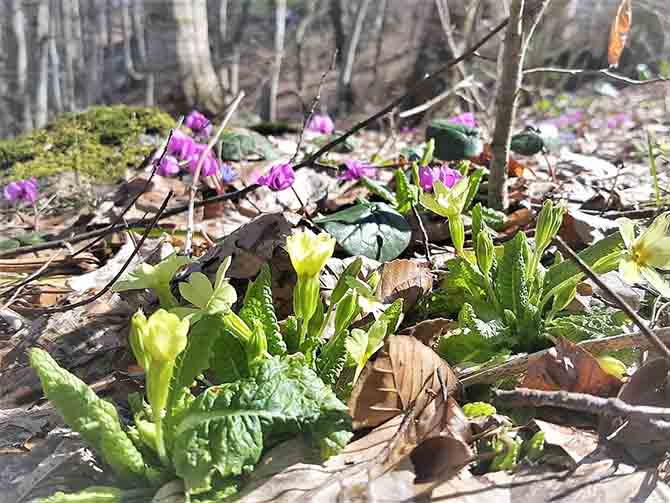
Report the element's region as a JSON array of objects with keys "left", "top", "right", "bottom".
[
  {"left": 143, "top": 309, "right": 189, "bottom": 362},
  {"left": 617, "top": 213, "right": 670, "bottom": 297},
  {"left": 286, "top": 229, "right": 336, "bottom": 277},
  {"left": 419, "top": 177, "right": 469, "bottom": 218}
]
